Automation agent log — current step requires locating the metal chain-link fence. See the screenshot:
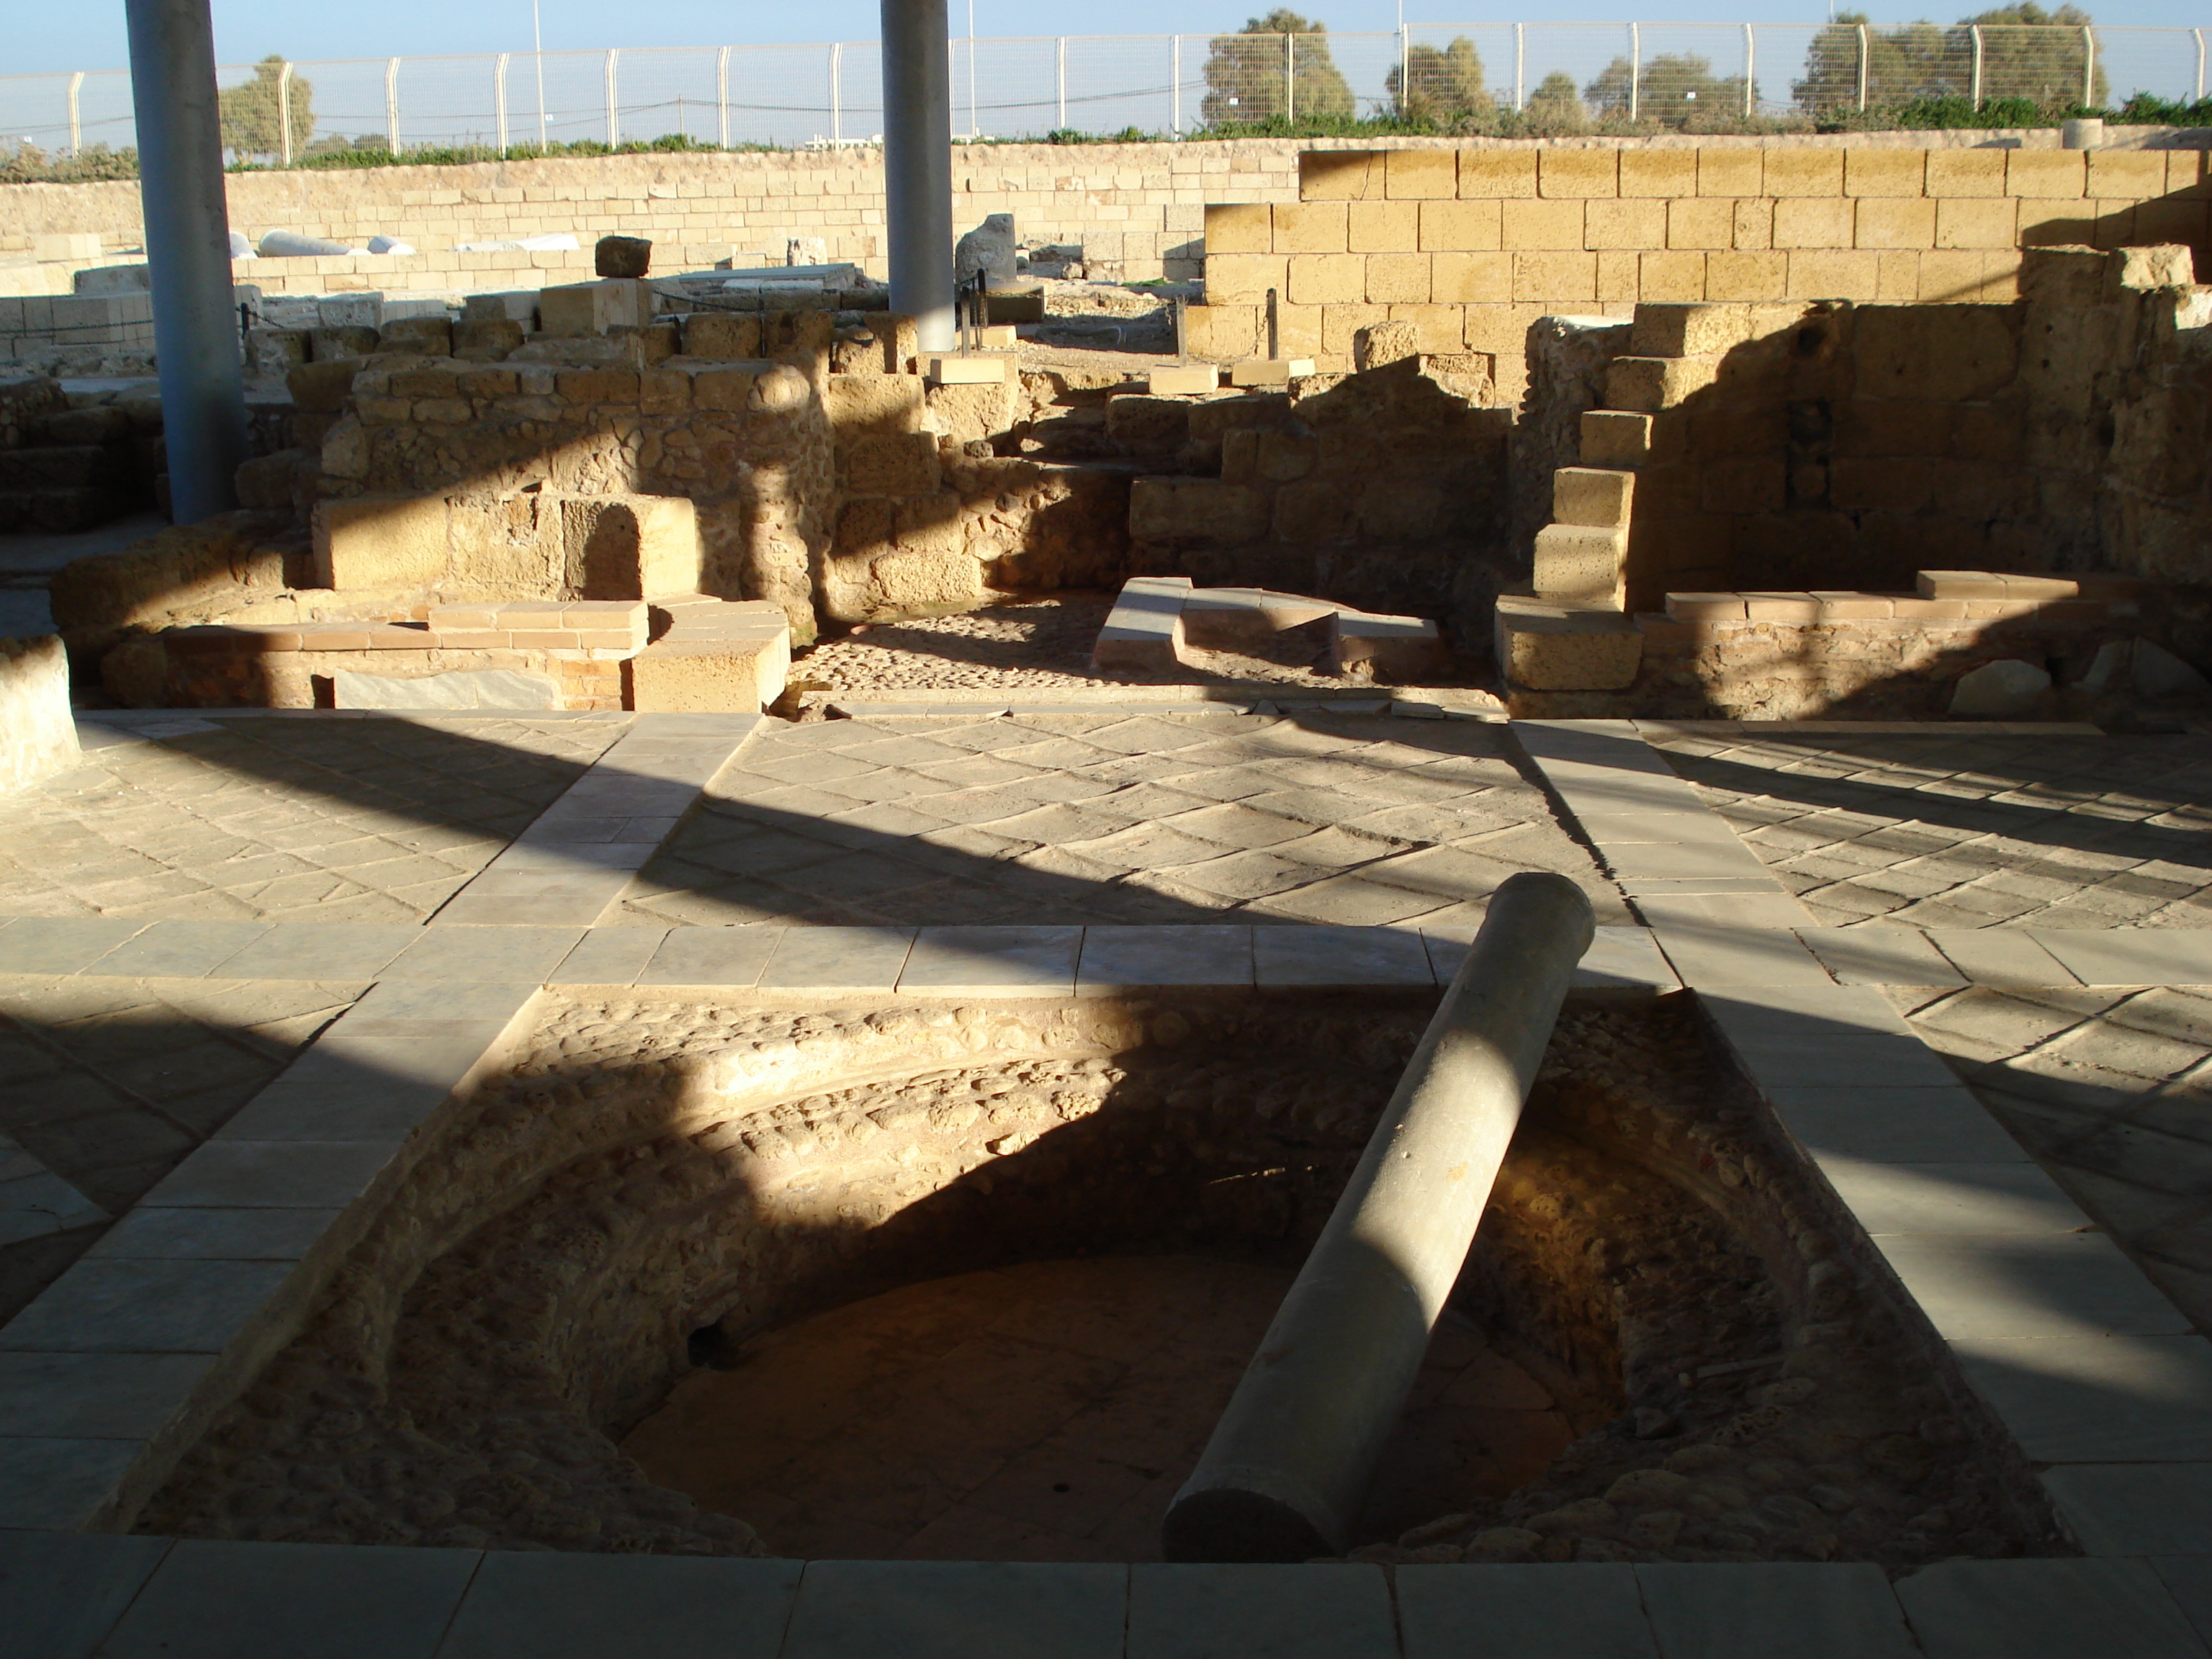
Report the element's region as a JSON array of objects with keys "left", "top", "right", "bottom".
[{"left": 1, "top": 25, "right": 2205, "bottom": 162}]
